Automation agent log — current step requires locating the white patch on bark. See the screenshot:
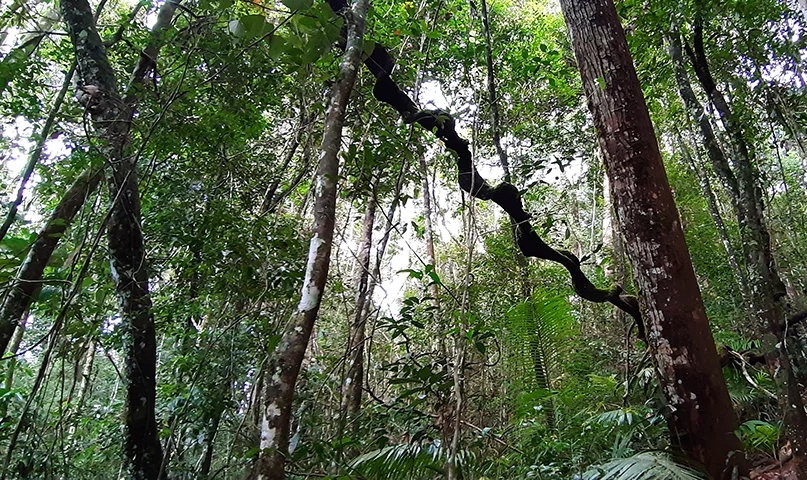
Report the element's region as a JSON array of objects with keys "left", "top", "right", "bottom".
[
  {"left": 260, "top": 402, "right": 282, "bottom": 449},
  {"left": 297, "top": 234, "right": 325, "bottom": 312},
  {"left": 266, "top": 402, "right": 281, "bottom": 417}
]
